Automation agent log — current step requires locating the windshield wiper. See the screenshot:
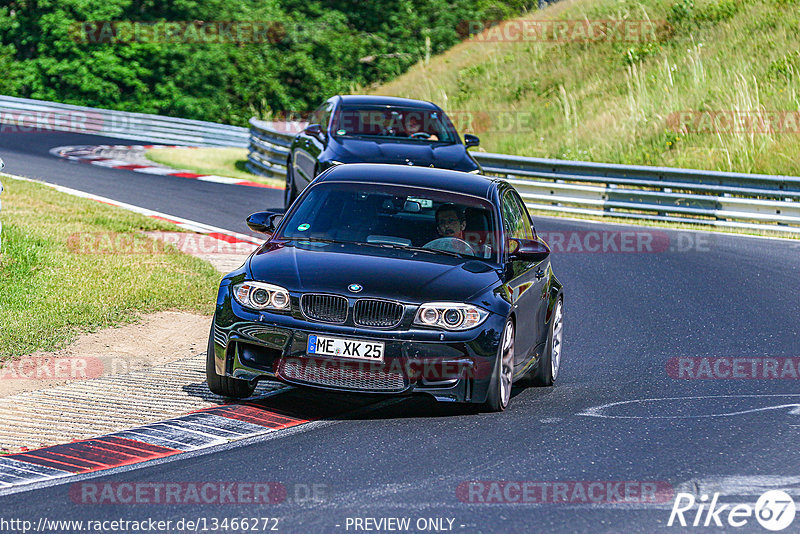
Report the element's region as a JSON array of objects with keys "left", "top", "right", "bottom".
[
  {"left": 285, "top": 238, "right": 465, "bottom": 258},
  {"left": 284, "top": 237, "right": 348, "bottom": 244},
  {"left": 363, "top": 242, "right": 464, "bottom": 258}
]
